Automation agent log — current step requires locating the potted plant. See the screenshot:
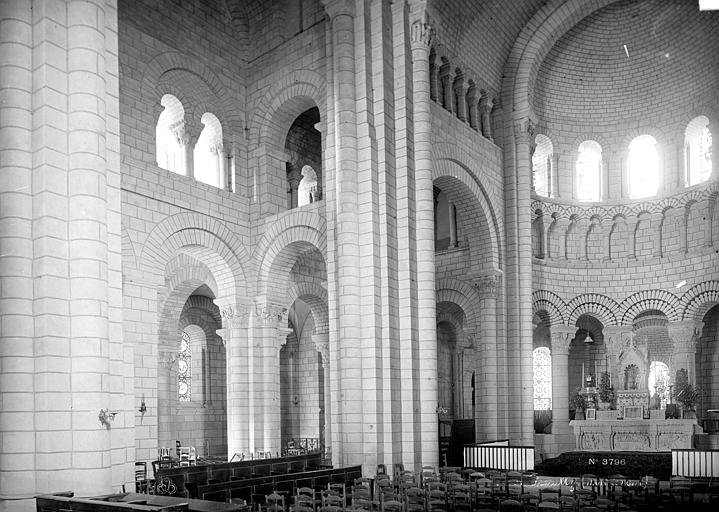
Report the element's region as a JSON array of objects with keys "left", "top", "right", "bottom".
[
  {"left": 673, "top": 368, "right": 699, "bottom": 419},
  {"left": 597, "top": 371, "right": 613, "bottom": 410},
  {"left": 570, "top": 387, "right": 587, "bottom": 420}
]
